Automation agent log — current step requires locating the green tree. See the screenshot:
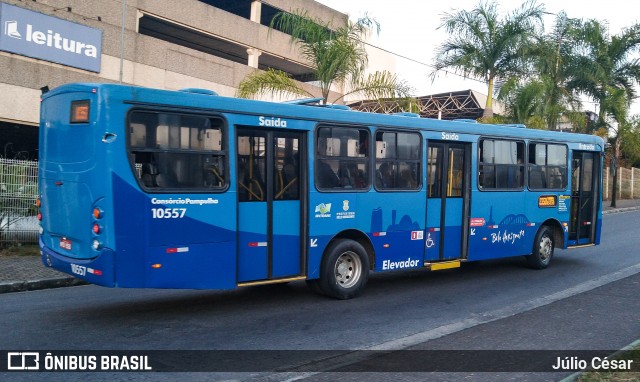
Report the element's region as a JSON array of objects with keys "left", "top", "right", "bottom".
[
  {"left": 604, "top": 86, "right": 631, "bottom": 207},
  {"left": 433, "top": 0, "right": 544, "bottom": 119},
  {"left": 533, "top": 12, "right": 584, "bottom": 130},
  {"left": 496, "top": 77, "right": 546, "bottom": 128},
  {"left": 568, "top": 20, "right": 640, "bottom": 128},
  {"left": 621, "top": 116, "right": 640, "bottom": 167},
  {"left": 568, "top": 20, "right": 640, "bottom": 206},
  {"left": 237, "top": 11, "right": 411, "bottom": 104},
  {"left": 497, "top": 12, "right": 585, "bottom": 131}
]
